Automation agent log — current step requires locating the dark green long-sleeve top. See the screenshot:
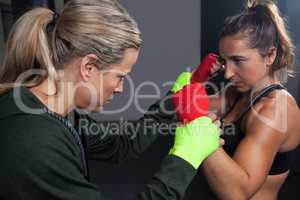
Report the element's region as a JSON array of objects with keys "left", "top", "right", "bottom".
[{"left": 0, "top": 86, "right": 197, "bottom": 200}]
